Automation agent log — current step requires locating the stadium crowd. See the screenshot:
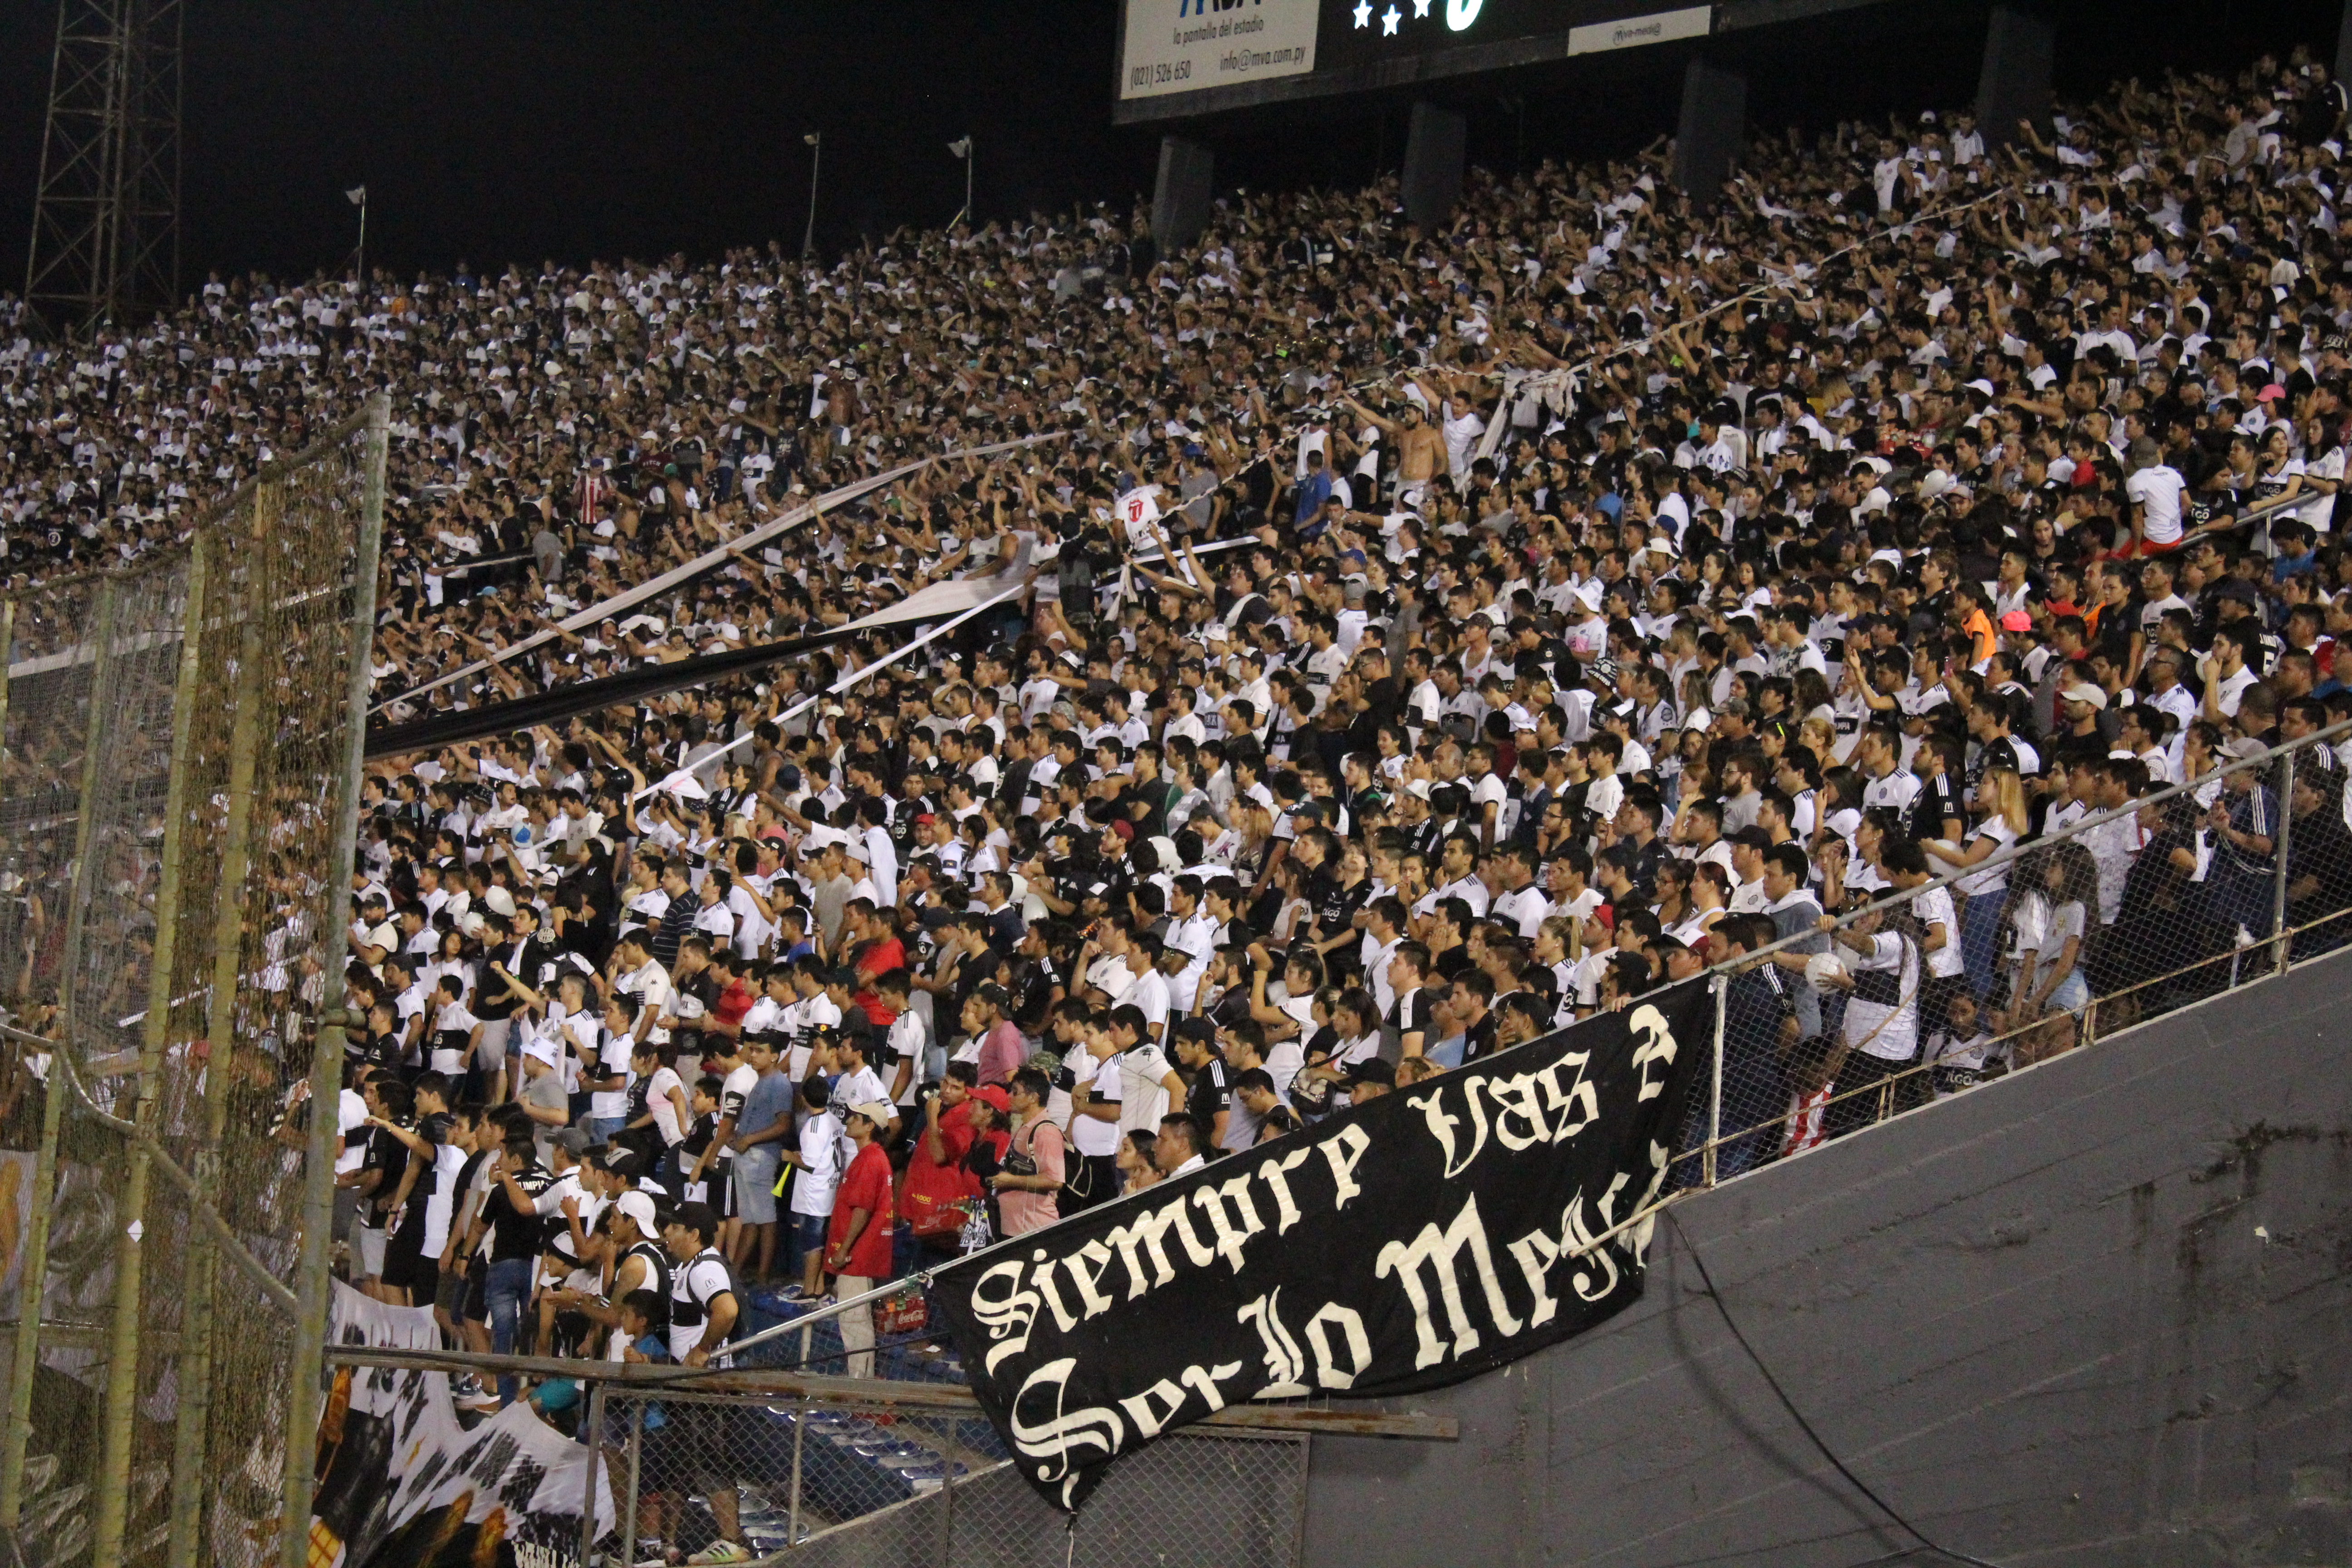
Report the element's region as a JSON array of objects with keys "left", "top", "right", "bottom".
[{"left": 16, "top": 37, "right": 2352, "bottom": 1563}]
